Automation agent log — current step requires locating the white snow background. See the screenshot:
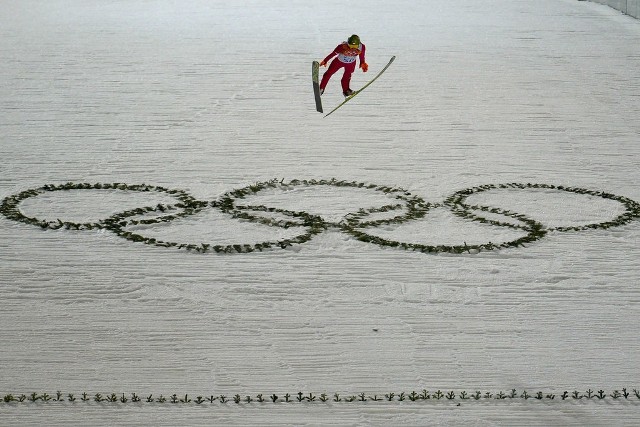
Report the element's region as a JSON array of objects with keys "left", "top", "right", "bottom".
[{"left": 1, "top": 0, "right": 640, "bottom": 425}]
